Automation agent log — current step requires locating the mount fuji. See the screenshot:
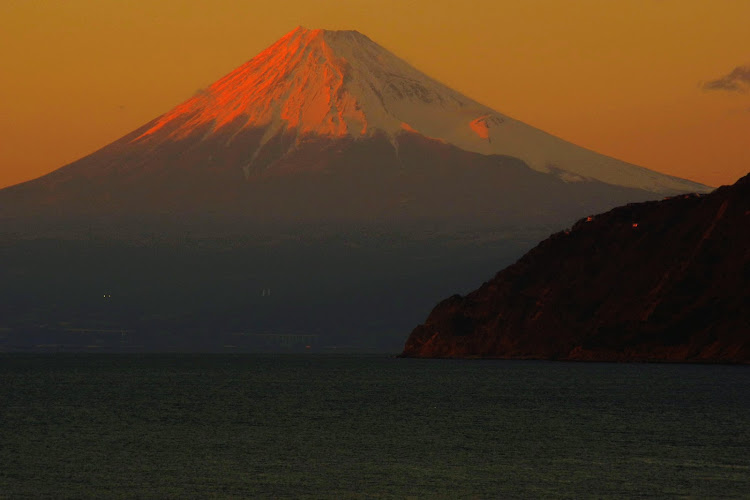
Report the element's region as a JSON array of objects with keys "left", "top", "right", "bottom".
[
  {"left": 1, "top": 26, "right": 707, "bottom": 226},
  {"left": 0, "top": 28, "right": 710, "bottom": 351}
]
